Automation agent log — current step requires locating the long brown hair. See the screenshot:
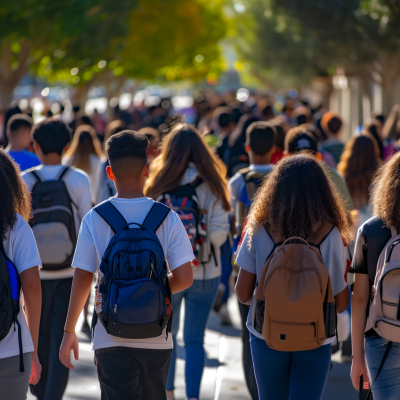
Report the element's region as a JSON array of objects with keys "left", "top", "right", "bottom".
[
  {"left": 0, "top": 150, "right": 32, "bottom": 240},
  {"left": 337, "top": 134, "right": 380, "bottom": 210},
  {"left": 64, "top": 125, "right": 104, "bottom": 174},
  {"left": 371, "top": 151, "right": 400, "bottom": 232},
  {"left": 246, "top": 153, "right": 353, "bottom": 244},
  {"left": 144, "top": 124, "right": 230, "bottom": 211}
]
